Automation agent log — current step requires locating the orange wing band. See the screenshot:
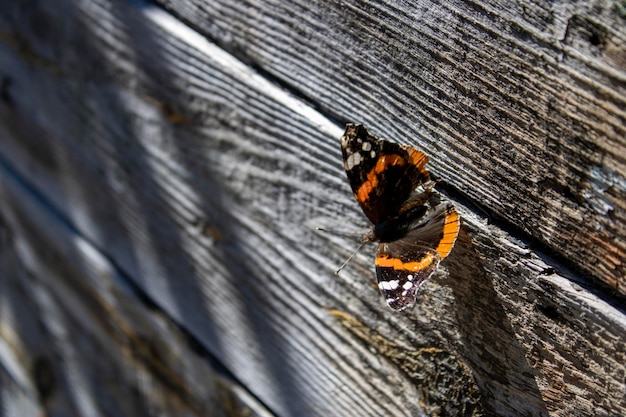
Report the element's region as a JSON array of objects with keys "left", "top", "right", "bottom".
[
  {"left": 375, "top": 253, "right": 437, "bottom": 272},
  {"left": 355, "top": 154, "right": 405, "bottom": 203},
  {"left": 435, "top": 208, "right": 460, "bottom": 259},
  {"left": 406, "top": 148, "right": 429, "bottom": 177}
]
